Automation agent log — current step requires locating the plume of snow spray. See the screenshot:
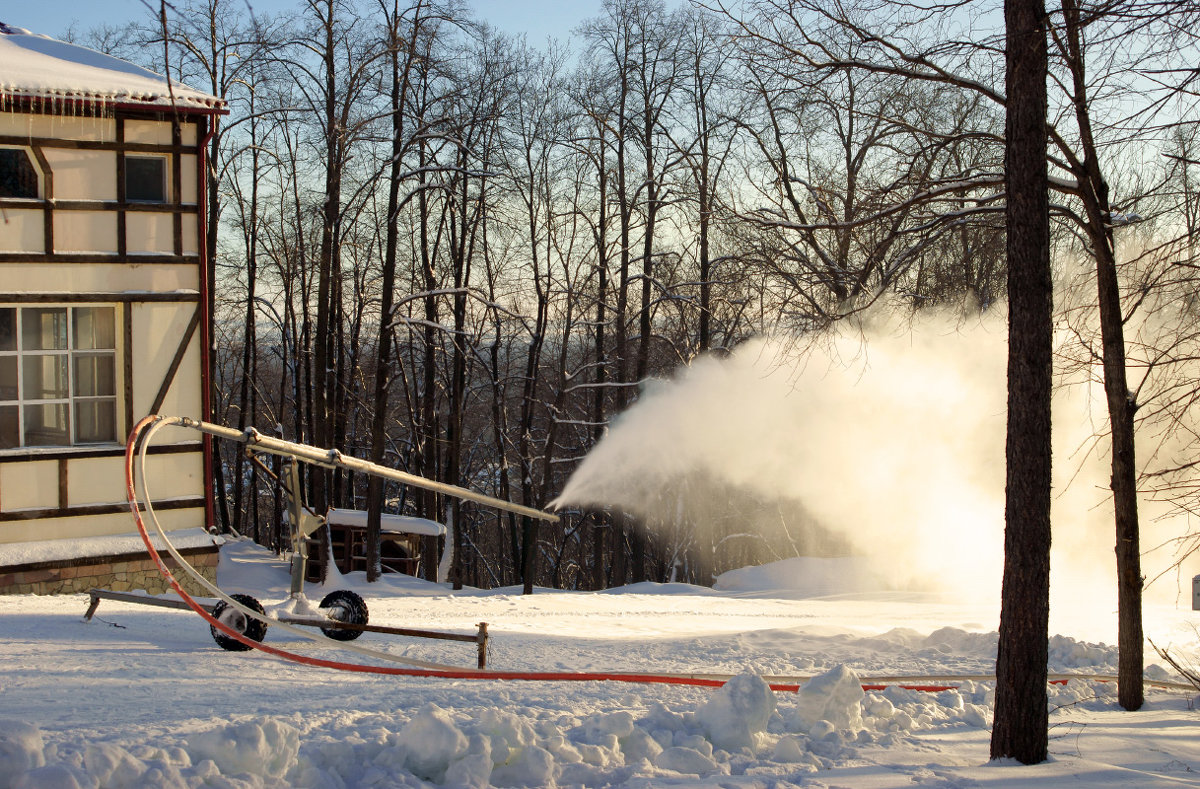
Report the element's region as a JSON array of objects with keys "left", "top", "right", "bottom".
[{"left": 554, "top": 307, "right": 1196, "bottom": 618}]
